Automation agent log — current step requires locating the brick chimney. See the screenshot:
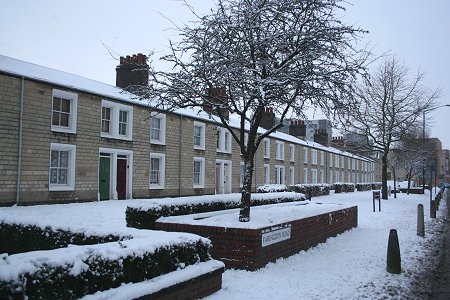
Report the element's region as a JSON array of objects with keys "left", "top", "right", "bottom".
[
  {"left": 203, "top": 87, "right": 229, "bottom": 119},
  {"left": 332, "top": 136, "right": 345, "bottom": 149},
  {"left": 314, "top": 129, "right": 329, "bottom": 146},
  {"left": 116, "top": 53, "right": 149, "bottom": 89},
  {"left": 260, "top": 107, "right": 275, "bottom": 130},
  {"left": 289, "top": 119, "right": 306, "bottom": 140}
]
